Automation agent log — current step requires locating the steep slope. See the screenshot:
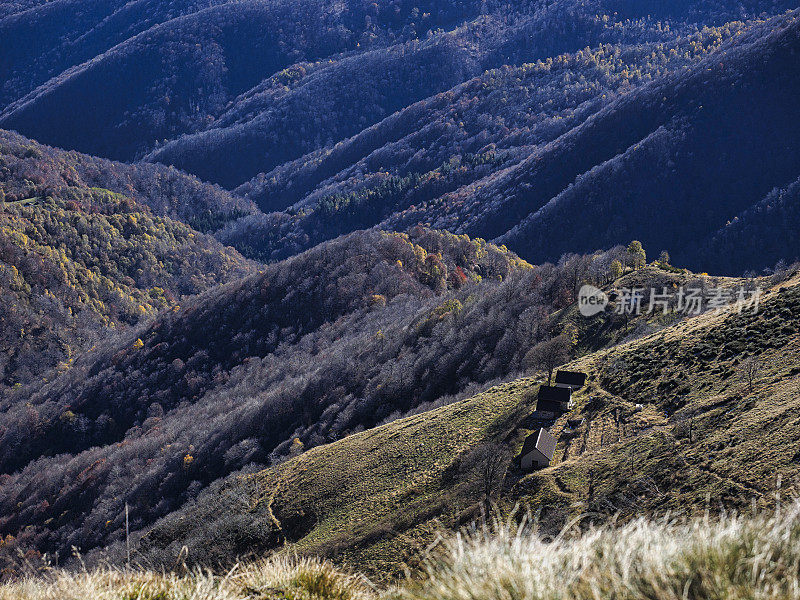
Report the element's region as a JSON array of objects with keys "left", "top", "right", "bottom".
[
  {"left": 2, "top": 2, "right": 799, "bottom": 275},
  {"left": 0, "top": 129, "right": 257, "bottom": 230},
  {"left": 217, "top": 16, "right": 758, "bottom": 262},
  {"left": 0, "top": 1, "right": 791, "bottom": 176},
  {"left": 0, "top": 129, "right": 259, "bottom": 387},
  {"left": 0, "top": 0, "right": 234, "bottom": 107},
  {"left": 136, "top": 265, "right": 800, "bottom": 577},
  {"left": 0, "top": 191, "right": 255, "bottom": 389},
  {"left": 231, "top": 11, "right": 753, "bottom": 212},
  {"left": 1, "top": 227, "right": 576, "bottom": 573},
  {"left": 0, "top": 1, "right": 49, "bottom": 20},
  {"left": 146, "top": 32, "right": 485, "bottom": 189},
  {"left": 0, "top": 0, "right": 481, "bottom": 110},
  {"left": 485, "top": 13, "right": 800, "bottom": 272},
  {"left": 702, "top": 174, "right": 800, "bottom": 273},
  {"left": 149, "top": 0, "right": 787, "bottom": 190},
  {"left": 216, "top": 9, "right": 800, "bottom": 272}
]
